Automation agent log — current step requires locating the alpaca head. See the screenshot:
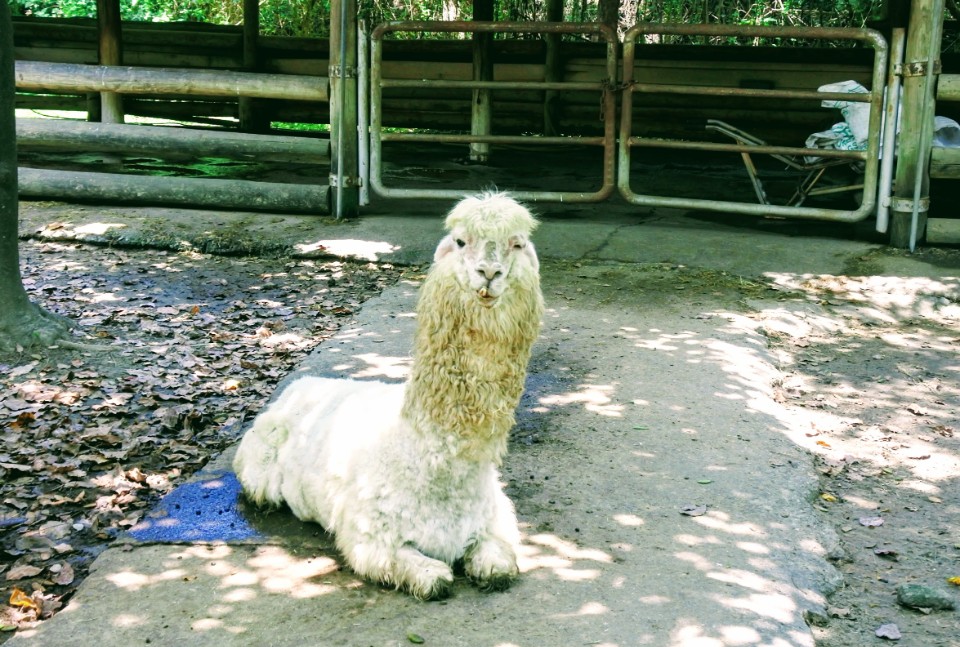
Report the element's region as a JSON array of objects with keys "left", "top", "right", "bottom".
[{"left": 432, "top": 192, "right": 540, "bottom": 308}]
